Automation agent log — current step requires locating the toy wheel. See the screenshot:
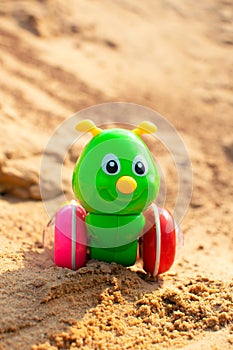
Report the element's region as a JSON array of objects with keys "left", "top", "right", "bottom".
[
  {"left": 142, "top": 203, "right": 176, "bottom": 277},
  {"left": 54, "top": 201, "right": 87, "bottom": 270}
]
